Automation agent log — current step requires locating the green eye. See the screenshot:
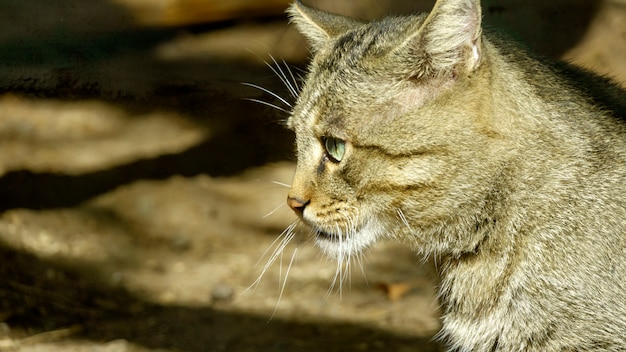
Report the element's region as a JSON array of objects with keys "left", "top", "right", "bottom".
[{"left": 323, "top": 136, "right": 346, "bottom": 162}]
